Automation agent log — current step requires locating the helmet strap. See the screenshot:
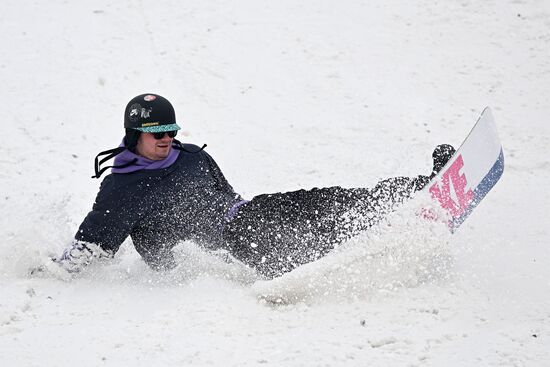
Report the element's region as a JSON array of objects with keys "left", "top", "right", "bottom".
[{"left": 92, "top": 147, "right": 136, "bottom": 179}]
